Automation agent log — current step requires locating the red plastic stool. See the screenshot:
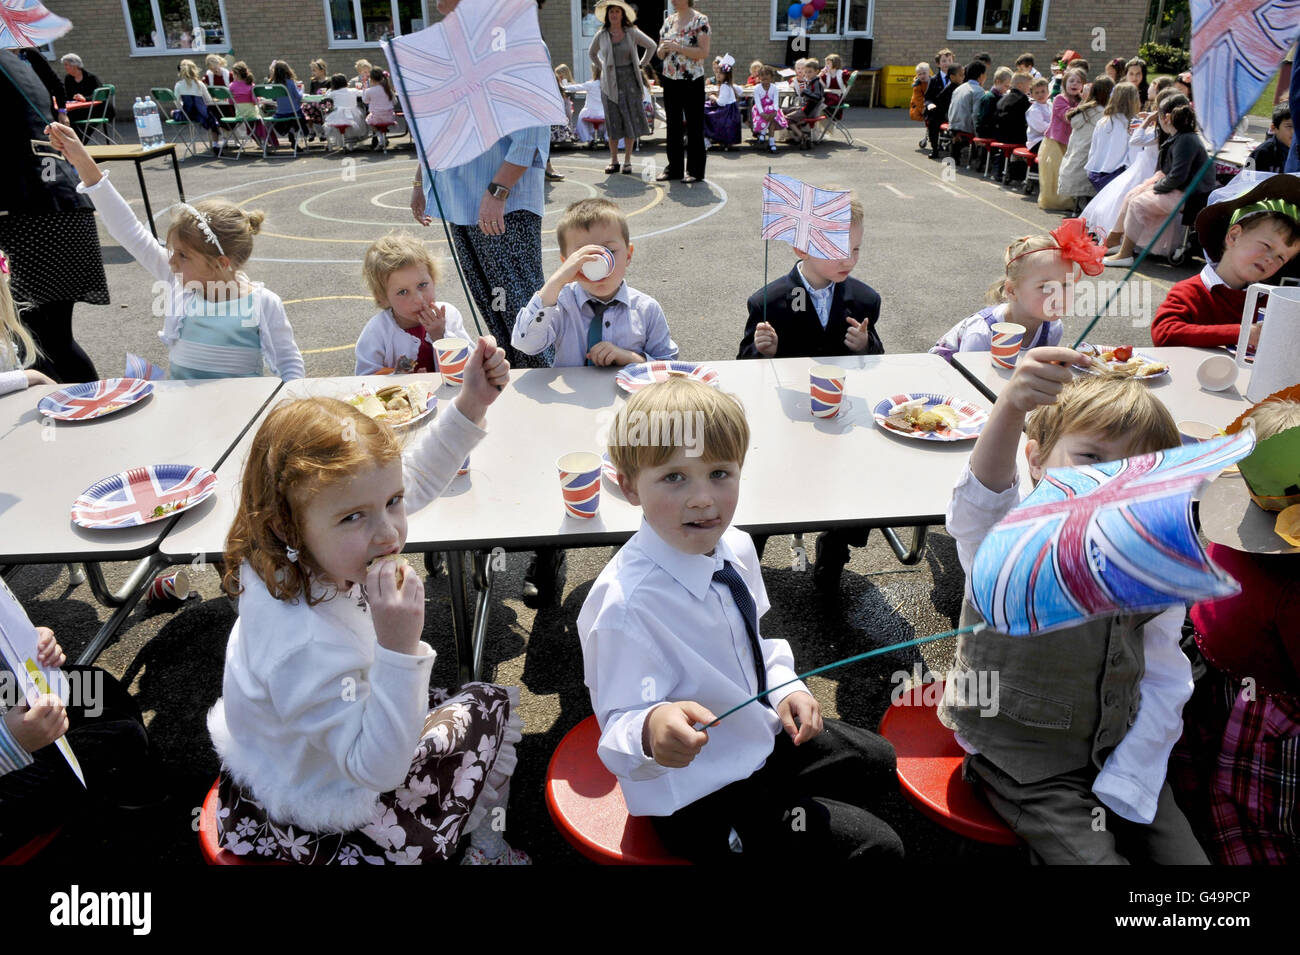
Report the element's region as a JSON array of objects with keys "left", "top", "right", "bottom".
[
  {"left": 987, "top": 141, "right": 1021, "bottom": 181},
  {"left": 368, "top": 121, "right": 395, "bottom": 151},
  {"left": 878, "top": 684, "right": 1019, "bottom": 846},
  {"left": 0, "top": 826, "right": 62, "bottom": 865},
  {"left": 329, "top": 123, "right": 355, "bottom": 150},
  {"left": 545, "top": 716, "right": 689, "bottom": 865},
  {"left": 585, "top": 116, "right": 606, "bottom": 147},
  {"left": 968, "top": 136, "right": 994, "bottom": 170},
  {"left": 199, "top": 778, "right": 289, "bottom": 865},
  {"left": 1012, "top": 147, "right": 1039, "bottom": 194}
]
